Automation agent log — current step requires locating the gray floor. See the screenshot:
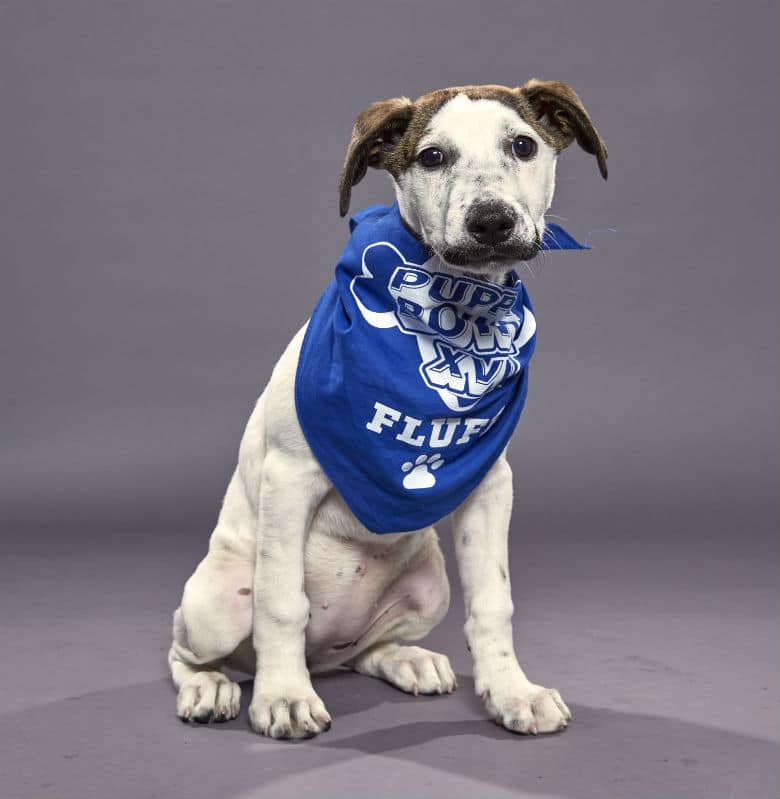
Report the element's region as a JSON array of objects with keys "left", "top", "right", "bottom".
[{"left": 2, "top": 485, "right": 777, "bottom": 799}]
